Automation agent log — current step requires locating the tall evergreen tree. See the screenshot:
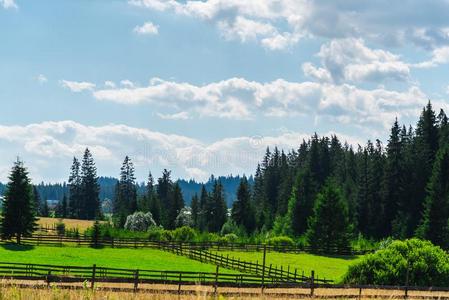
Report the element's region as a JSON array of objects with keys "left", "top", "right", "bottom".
[
  {"left": 1, "top": 160, "right": 38, "bottom": 244},
  {"left": 191, "top": 194, "right": 199, "bottom": 229},
  {"left": 416, "top": 146, "right": 449, "bottom": 247},
  {"left": 307, "top": 180, "right": 351, "bottom": 252},
  {"left": 113, "top": 156, "right": 137, "bottom": 227},
  {"left": 80, "top": 148, "right": 101, "bottom": 220},
  {"left": 68, "top": 157, "right": 82, "bottom": 218},
  {"left": 146, "top": 172, "right": 162, "bottom": 225},
  {"left": 157, "top": 169, "right": 173, "bottom": 228},
  {"left": 197, "top": 185, "right": 209, "bottom": 231},
  {"left": 168, "top": 183, "right": 184, "bottom": 229},
  {"left": 231, "top": 176, "right": 255, "bottom": 233},
  {"left": 209, "top": 181, "right": 227, "bottom": 232}
]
